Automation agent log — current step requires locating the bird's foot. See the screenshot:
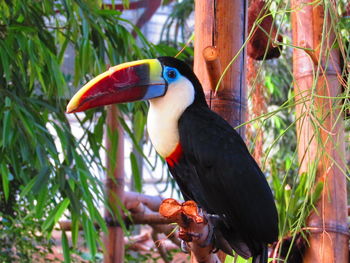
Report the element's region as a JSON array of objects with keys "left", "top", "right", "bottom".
[
  {"left": 159, "top": 199, "right": 222, "bottom": 253},
  {"left": 199, "top": 213, "right": 221, "bottom": 249},
  {"left": 177, "top": 211, "right": 219, "bottom": 249}
]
